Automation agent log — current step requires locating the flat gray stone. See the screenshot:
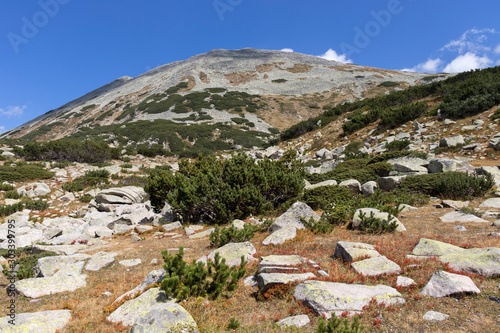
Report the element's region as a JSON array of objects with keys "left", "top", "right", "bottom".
[
  {"left": 338, "top": 179, "right": 361, "bottom": 194},
  {"left": 440, "top": 247, "right": 500, "bottom": 278},
  {"left": 439, "top": 211, "right": 488, "bottom": 223},
  {"left": 107, "top": 288, "right": 169, "bottom": 327},
  {"left": 258, "top": 255, "right": 309, "bottom": 273},
  {"left": 294, "top": 280, "right": 405, "bottom": 318},
  {"left": 0, "top": 310, "right": 72, "bottom": 333},
  {"left": 423, "top": 311, "right": 449, "bottom": 322},
  {"left": 206, "top": 241, "right": 257, "bottom": 267},
  {"left": 85, "top": 252, "right": 118, "bottom": 271},
  {"left": 479, "top": 198, "right": 500, "bottom": 209},
  {"left": 439, "top": 135, "right": 465, "bottom": 147},
  {"left": 351, "top": 256, "right": 401, "bottom": 277},
  {"left": 119, "top": 259, "right": 142, "bottom": 267},
  {"left": 411, "top": 238, "right": 464, "bottom": 257},
  {"left": 396, "top": 276, "right": 416, "bottom": 288},
  {"left": 262, "top": 226, "right": 297, "bottom": 246},
  {"left": 257, "top": 272, "right": 316, "bottom": 291},
  {"left": 32, "top": 244, "right": 88, "bottom": 256},
  {"left": 333, "top": 241, "right": 380, "bottom": 262},
  {"left": 95, "top": 186, "right": 146, "bottom": 204},
  {"left": 188, "top": 228, "right": 215, "bottom": 239},
  {"left": 276, "top": 315, "right": 310, "bottom": 328},
  {"left": 305, "top": 179, "right": 338, "bottom": 190},
  {"left": 15, "top": 274, "right": 87, "bottom": 298},
  {"left": 421, "top": 270, "right": 480, "bottom": 297},
  {"left": 129, "top": 302, "right": 198, "bottom": 333},
  {"left": 162, "top": 221, "right": 182, "bottom": 232},
  {"left": 442, "top": 200, "right": 470, "bottom": 209},
  {"left": 269, "top": 201, "right": 319, "bottom": 233}
]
